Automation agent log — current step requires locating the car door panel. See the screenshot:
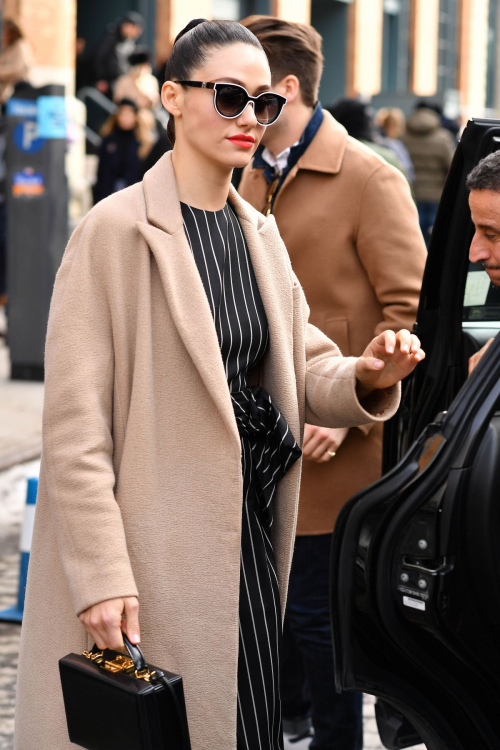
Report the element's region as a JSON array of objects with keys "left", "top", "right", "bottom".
[
  {"left": 332, "top": 334, "right": 500, "bottom": 748},
  {"left": 383, "top": 119, "right": 500, "bottom": 472}
]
